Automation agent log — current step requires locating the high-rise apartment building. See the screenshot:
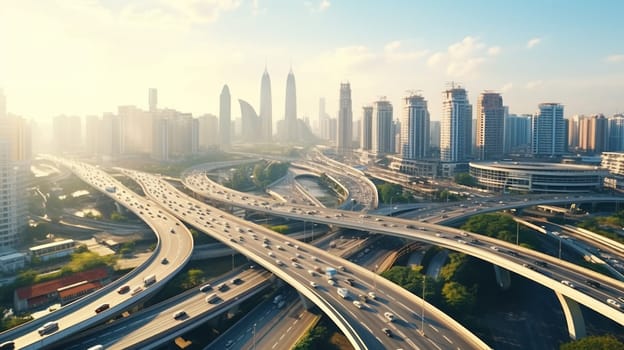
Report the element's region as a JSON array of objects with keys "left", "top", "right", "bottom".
[
  {"left": 219, "top": 85, "right": 231, "bottom": 148},
  {"left": 198, "top": 114, "right": 218, "bottom": 149},
  {"left": 149, "top": 88, "right": 158, "bottom": 112},
  {"left": 532, "top": 103, "right": 566, "bottom": 157},
  {"left": 84, "top": 115, "right": 101, "bottom": 156},
  {"left": 371, "top": 100, "right": 393, "bottom": 155},
  {"left": 567, "top": 115, "right": 581, "bottom": 152},
  {"left": 337, "top": 82, "right": 353, "bottom": 152},
  {"left": 400, "top": 93, "right": 430, "bottom": 160},
  {"left": 284, "top": 69, "right": 297, "bottom": 142},
  {"left": 504, "top": 114, "right": 532, "bottom": 154},
  {"left": 577, "top": 114, "right": 608, "bottom": 154},
  {"left": 260, "top": 69, "right": 272, "bottom": 142},
  {"left": 318, "top": 98, "right": 331, "bottom": 140},
  {"left": 152, "top": 117, "right": 169, "bottom": 161},
  {"left": 608, "top": 114, "right": 624, "bottom": 151},
  {"left": 430, "top": 120, "right": 440, "bottom": 150},
  {"left": 476, "top": 92, "right": 504, "bottom": 160},
  {"left": 360, "top": 106, "right": 373, "bottom": 151},
  {"left": 440, "top": 85, "right": 472, "bottom": 162},
  {"left": 101, "top": 113, "right": 121, "bottom": 161},
  {"left": 118, "top": 105, "right": 151, "bottom": 154}
]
